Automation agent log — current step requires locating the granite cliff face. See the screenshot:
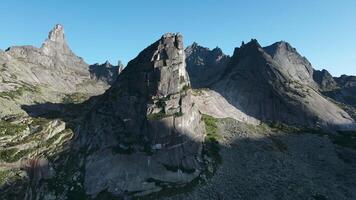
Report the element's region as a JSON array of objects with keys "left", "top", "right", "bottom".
[
  {"left": 185, "top": 43, "right": 229, "bottom": 88},
  {"left": 81, "top": 33, "right": 206, "bottom": 197}
]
